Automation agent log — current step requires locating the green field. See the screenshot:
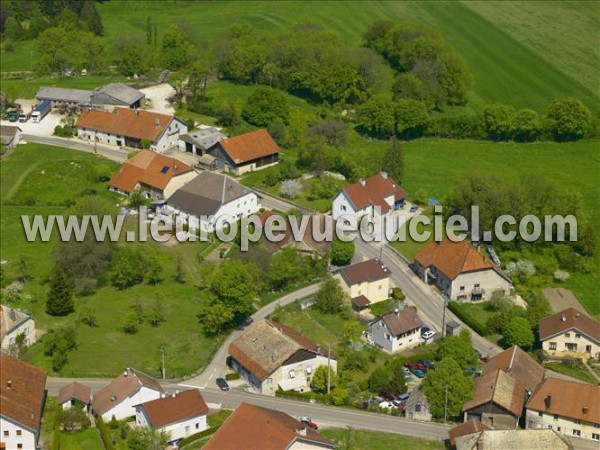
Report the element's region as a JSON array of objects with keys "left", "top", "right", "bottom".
[
  {"left": 1, "top": 74, "right": 132, "bottom": 99},
  {"left": 320, "top": 428, "right": 444, "bottom": 450}
]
